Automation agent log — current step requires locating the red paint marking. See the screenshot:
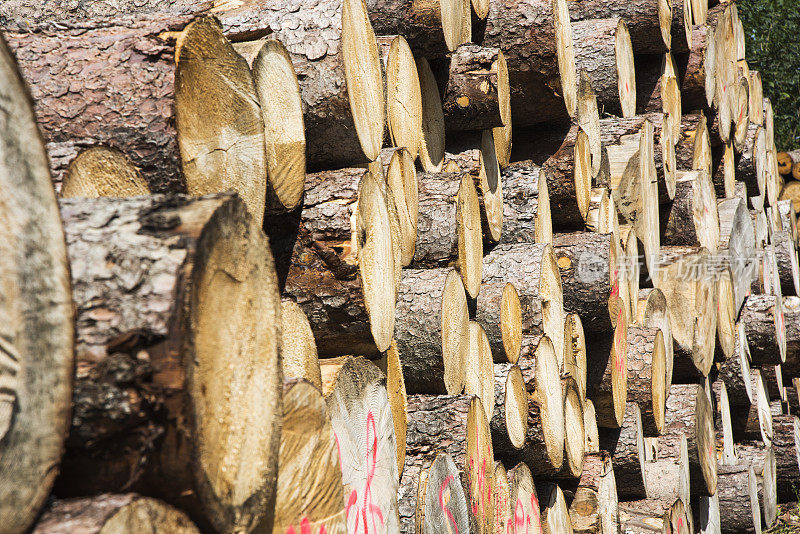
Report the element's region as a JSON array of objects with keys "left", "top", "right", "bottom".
[
  {"left": 345, "top": 411, "right": 384, "bottom": 533},
  {"left": 677, "top": 517, "right": 685, "bottom": 533},
  {"left": 614, "top": 309, "right": 626, "bottom": 373},
  {"left": 301, "top": 518, "right": 311, "bottom": 534},
  {"left": 530, "top": 493, "right": 541, "bottom": 530},
  {"left": 625, "top": 82, "right": 629, "bottom": 93},
  {"left": 468, "top": 431, "right": 491, "bottom": 521},
  {"left": 287, "top": 528, "right": 296, "bottom": 534},
  {"left": 439, "top": 475, "right": 459, "bottom": 534},
  {"left": 319, "top": 527, "right": 326, "bottom": 534}
]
